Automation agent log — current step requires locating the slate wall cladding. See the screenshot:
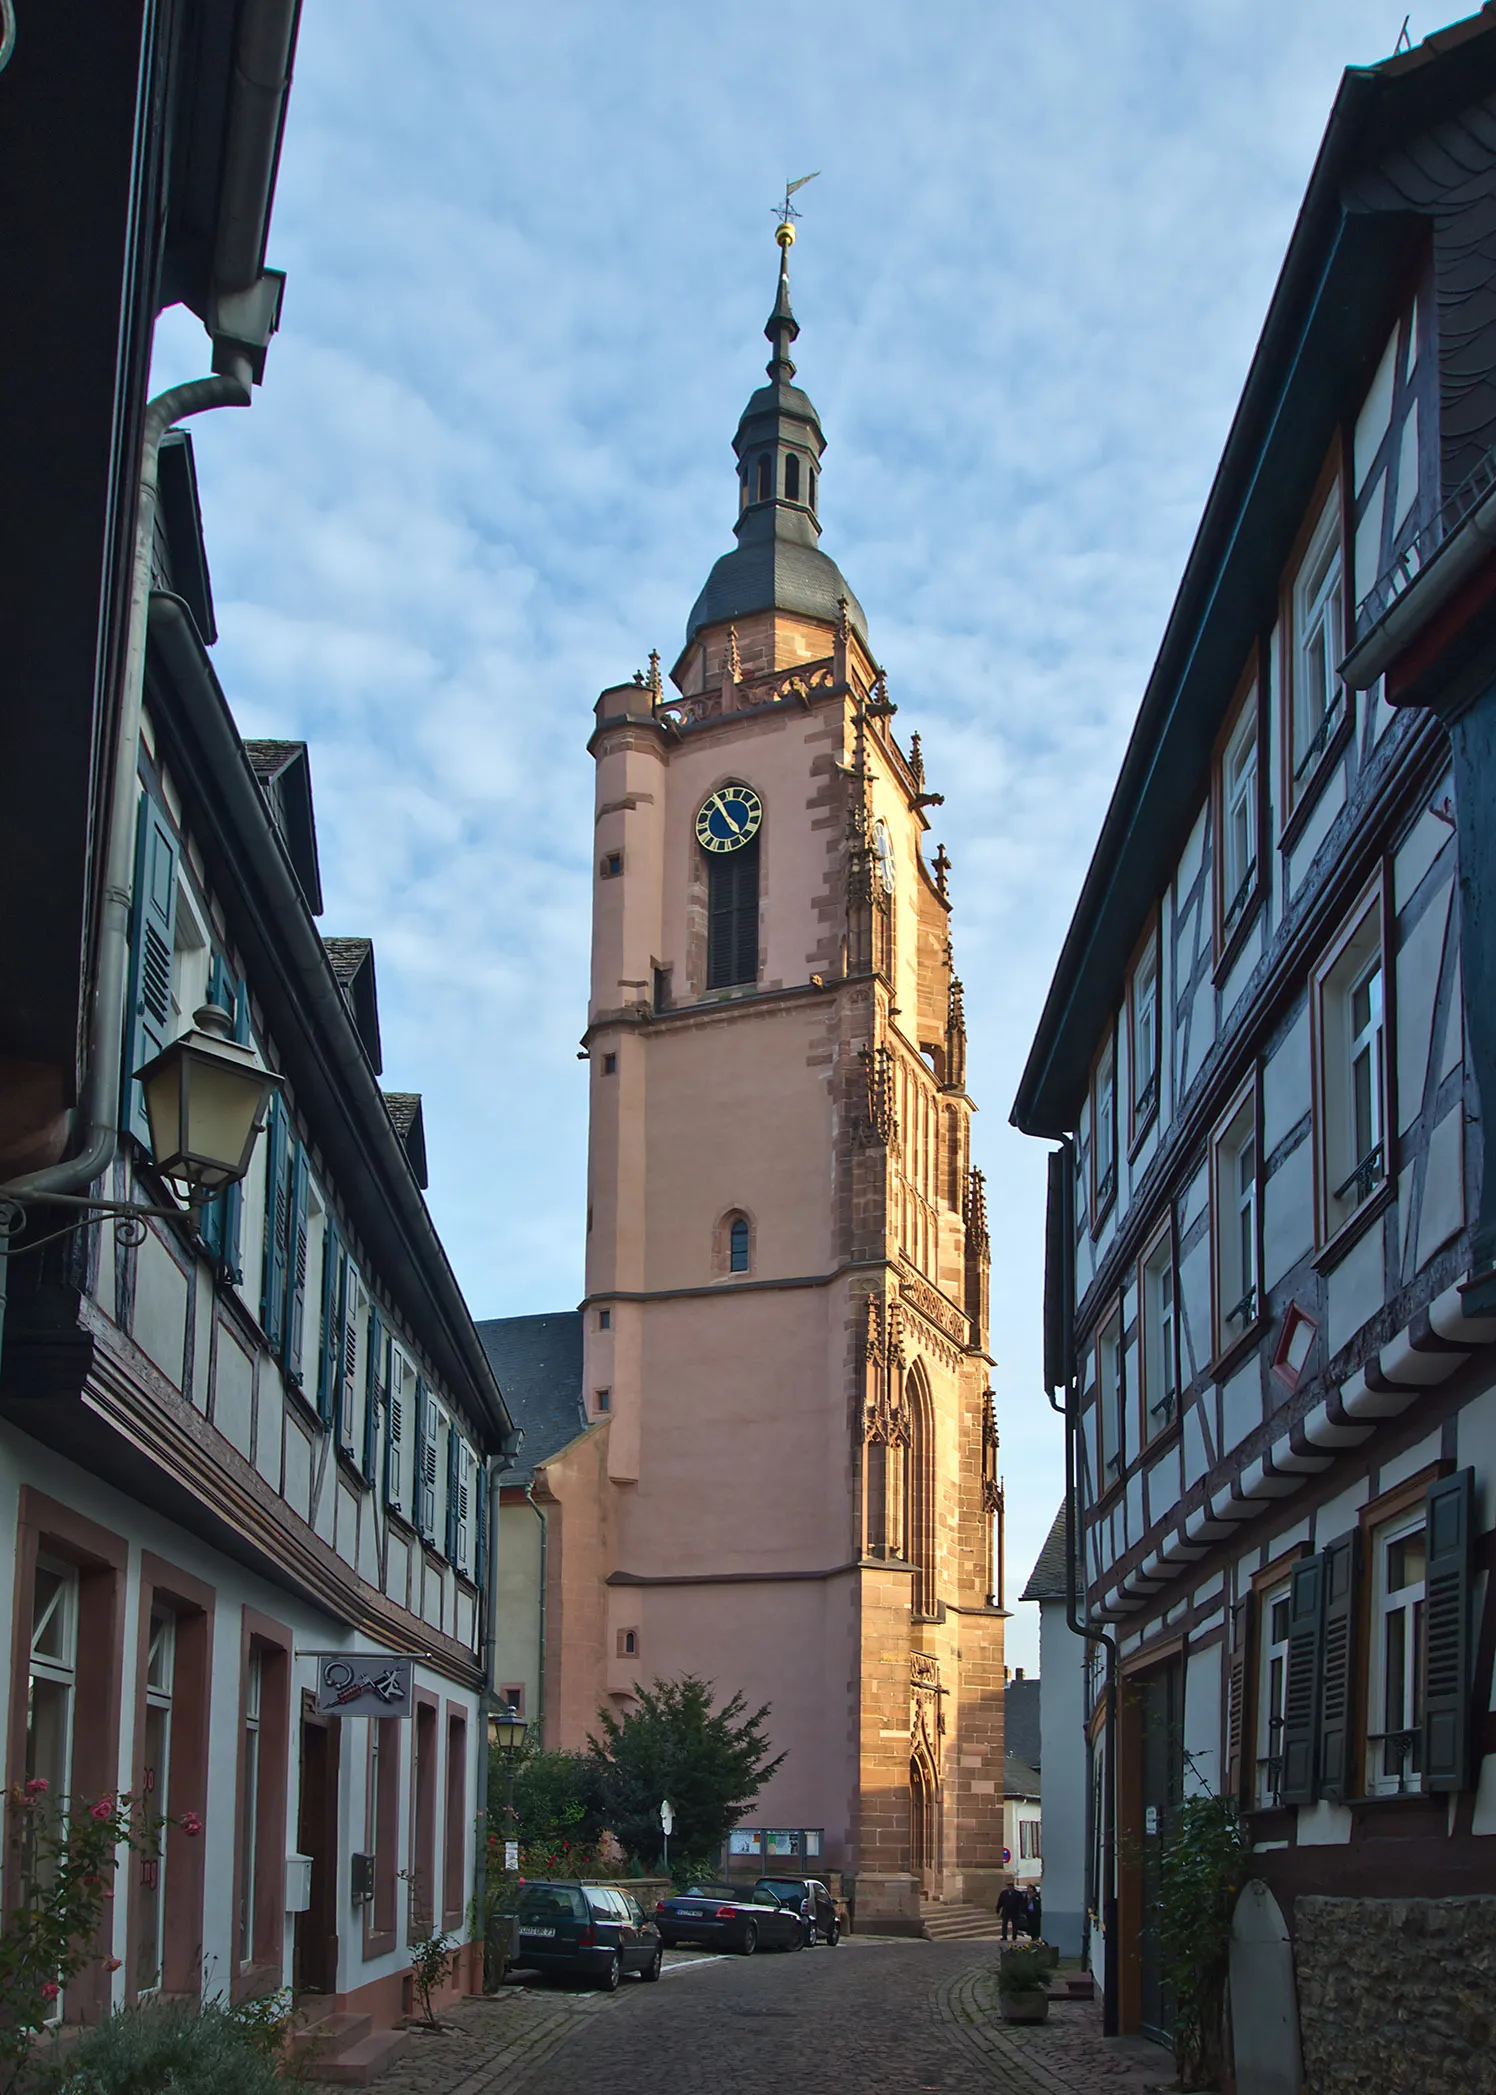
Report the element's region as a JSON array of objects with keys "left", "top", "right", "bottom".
[{"left": 1295, "top": 1894, "right": 1496, "bottom": 2093}]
